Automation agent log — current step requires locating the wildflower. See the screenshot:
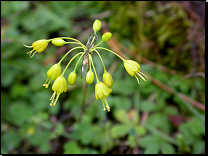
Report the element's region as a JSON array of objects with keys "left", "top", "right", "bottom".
[
  {"left": 50, "top": 76, "right": 67, "bottom": 106},
  {"left": 95, "top": 82, "right": 111, "bottom": 111},
  {"left": 68, "top": 71, "right": 77, "bottom": 85},
  {"left": 102, "top": 32, "right": 112, "bottom": 42},
  {"left": 93, "top": 19, "right": 102, "bottom": 33},
  {"left": 103, "top": 71, "right": 113, "bottom": 88},
  {"left": 124, "top": 60, "right": 147, "bottom": 84},
  {"left": 52, "top": 38, "right": 65, "bottom": 46},
  {"left": 24, "top": 39, "right": 49, "bottom": 58},
  {"left": 86, "top": 70, "right": 94, "bottom": 84},
  {"left": 43, "top": 63, "right": 61, "bottom": 88}
]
